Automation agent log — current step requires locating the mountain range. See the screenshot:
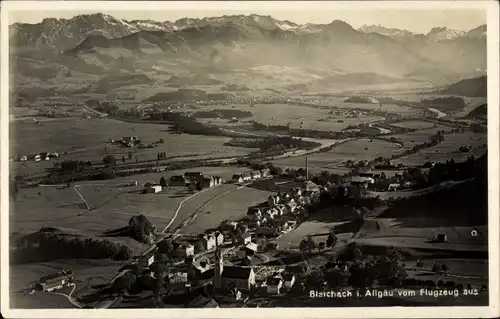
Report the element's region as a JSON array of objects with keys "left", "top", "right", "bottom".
[{"left": 10, "top": 13, "right": 487, "bottom": 88}]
